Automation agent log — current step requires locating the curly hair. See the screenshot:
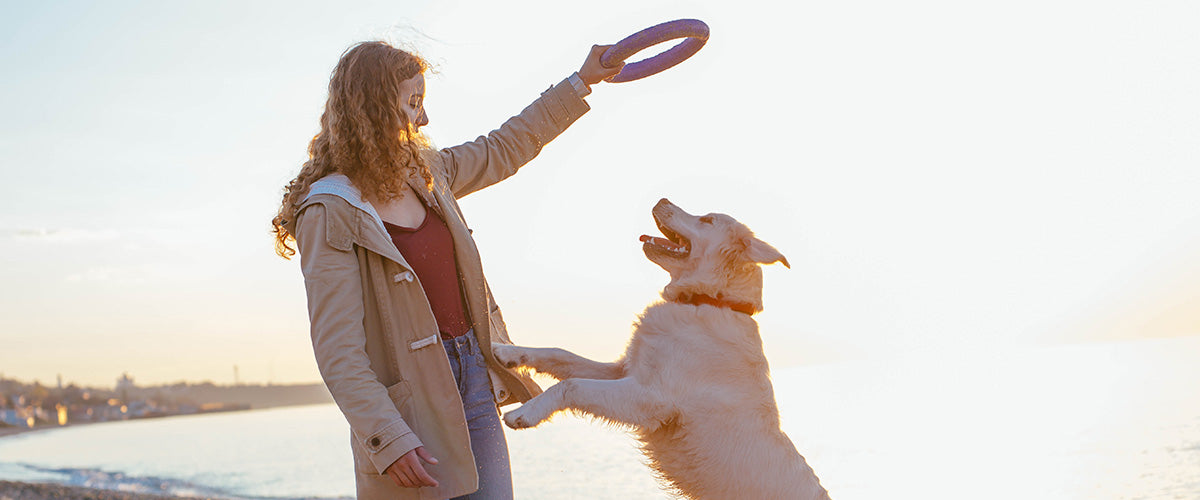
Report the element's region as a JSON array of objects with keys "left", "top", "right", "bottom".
[{"left": 272, "top": 41, "right": 433, "bottom": 259}]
